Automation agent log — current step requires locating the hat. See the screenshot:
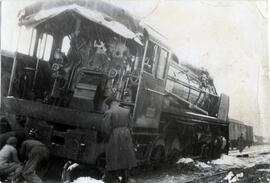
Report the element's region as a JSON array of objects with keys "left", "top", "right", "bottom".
[{"left": 6, "top": 137, "right": 17, "bottom": 145}]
